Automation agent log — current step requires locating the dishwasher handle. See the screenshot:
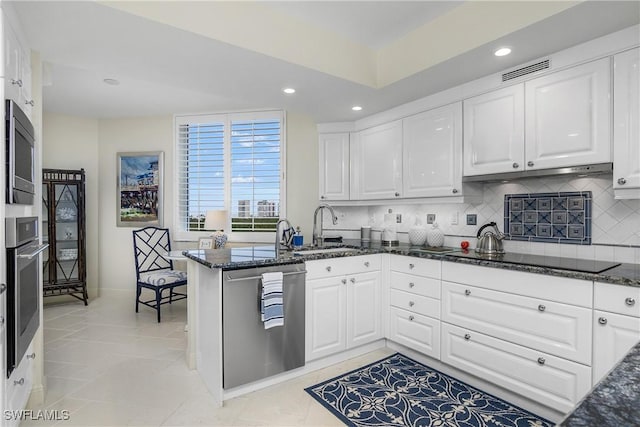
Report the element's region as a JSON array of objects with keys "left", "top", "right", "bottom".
[{"left": 225, "top": 270, "right": 307, "bottom": 282}]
